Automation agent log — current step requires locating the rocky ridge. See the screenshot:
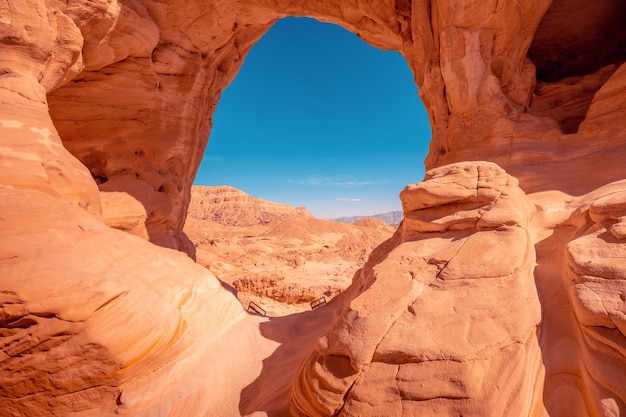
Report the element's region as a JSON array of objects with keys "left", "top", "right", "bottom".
[
  {"left": 331, "top": 210, "right": 404, "bottom": 226},
  {"left": 189, "top": 185, "right": 312, "bottom": 226}
]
